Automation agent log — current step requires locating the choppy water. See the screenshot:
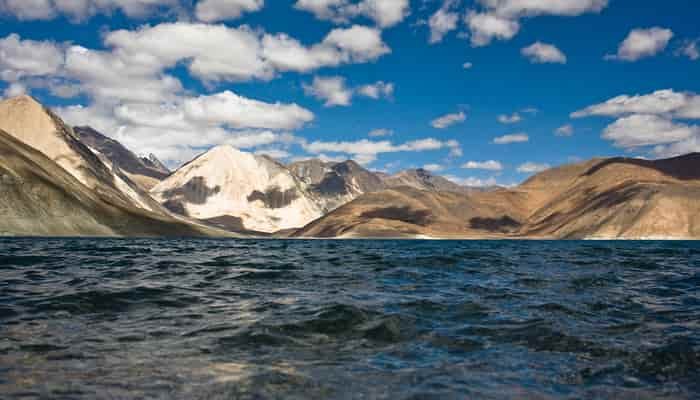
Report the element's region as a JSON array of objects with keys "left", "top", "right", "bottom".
[{"left": 1, "top": 239, "right": 699, "bottom": 399}]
